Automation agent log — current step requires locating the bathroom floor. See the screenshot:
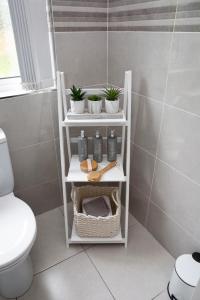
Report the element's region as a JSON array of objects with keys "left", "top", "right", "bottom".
[{"left": 2, "top": 206, "right": 174, "bottom": 300}]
